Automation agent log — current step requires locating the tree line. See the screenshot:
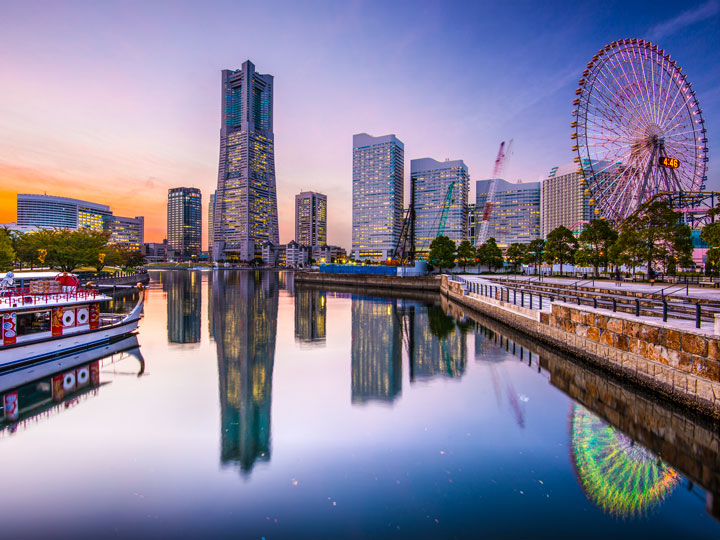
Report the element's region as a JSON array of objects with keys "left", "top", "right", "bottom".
[
  {"left": 0, "top": 228, "right": 145, "bottom": 273},
  {"left": 428, "top": 199, "right": 707, "bottom": 277}
]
